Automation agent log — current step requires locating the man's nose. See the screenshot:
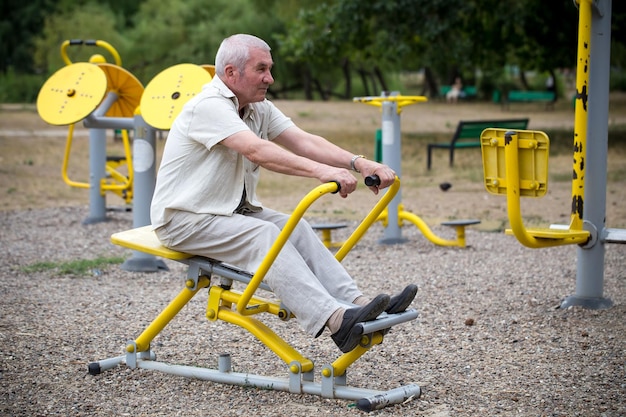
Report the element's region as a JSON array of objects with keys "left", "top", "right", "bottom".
[{"left": 264, "top": 72, "right": 274, "bottom": 84}]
